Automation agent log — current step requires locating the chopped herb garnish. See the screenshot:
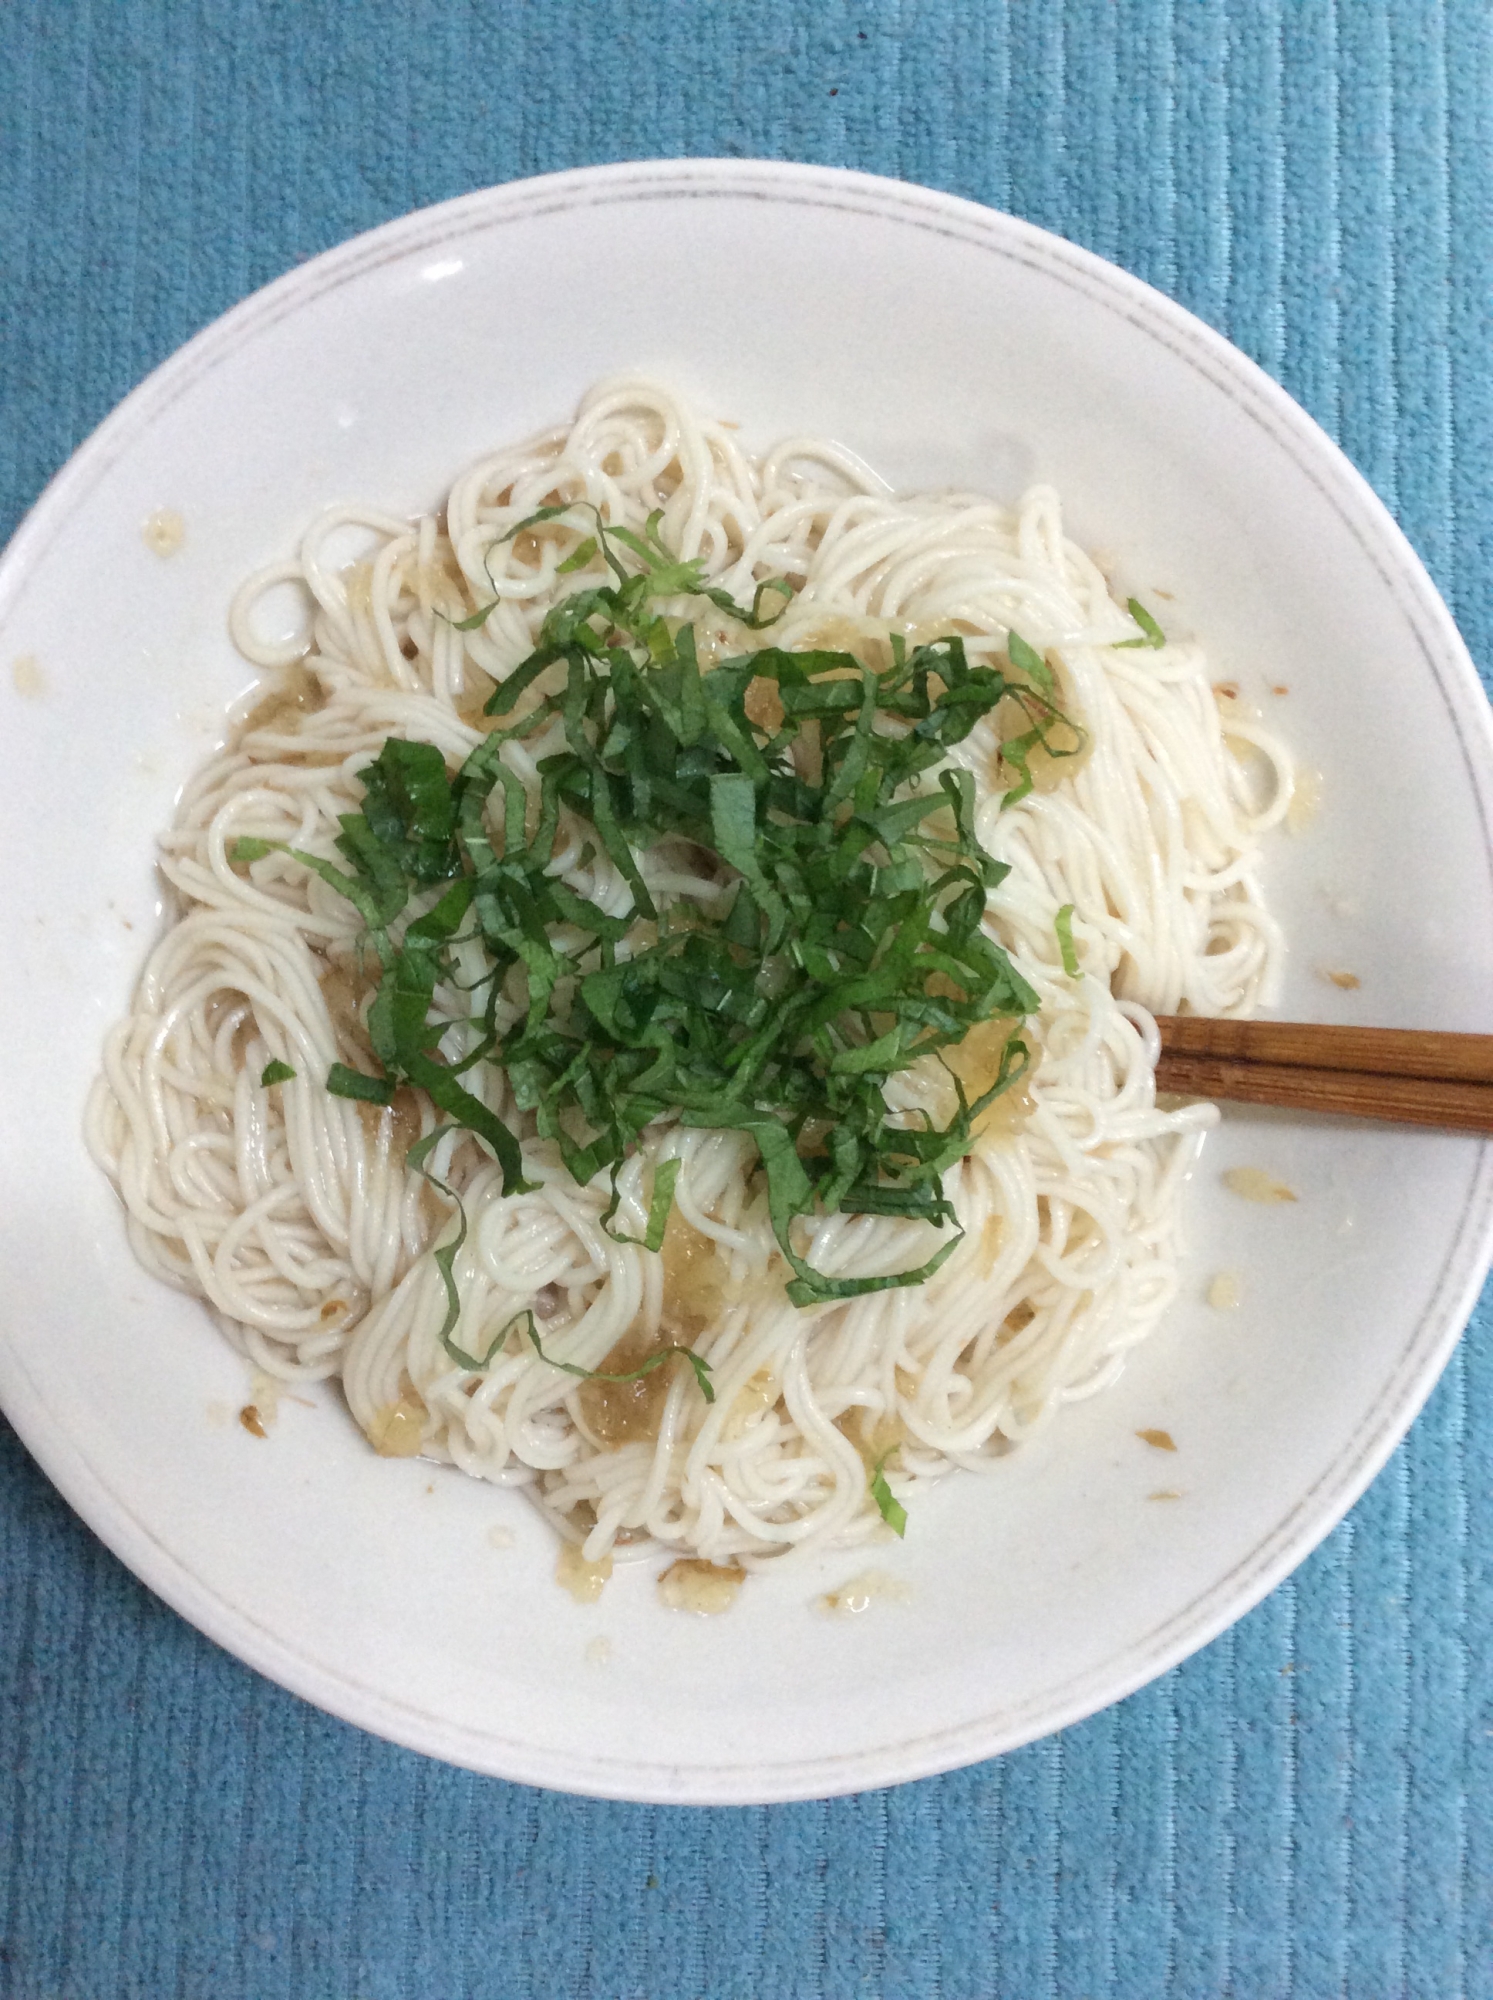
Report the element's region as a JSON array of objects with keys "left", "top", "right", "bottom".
[
  {"left": 326, "top": 1062, "right": 396, "bottom": 1107},
  {"left": 401, "top": 1127, "right": 481, "bottom": 1364},
  {"left": 1115, "top": 598, "right": 1166, "bottom": 649},
  {"left": 524, "top": 1309, "right": 715, "bottom": 1403},
  {"left": 870, "top": 1449, "right": 908, "bottom": 1536},
  {"left": 1054, "top": 904, "right": 1080, "bottom": 978},
  {"left": 603, "top": 1156, "right": 681, "bottom": 1252},
  {"left": 450, "top": 501, "right": 793, "bottom": 635},
  {"left": 1006, "top": 629, "right": 1056, "bottom": 697},
  {"left": 277, "top": 507, "right": 1078, "bottom": 1305},
  {"left": 260, "top": 1059, "right": 296, "bottom": 1087}
]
